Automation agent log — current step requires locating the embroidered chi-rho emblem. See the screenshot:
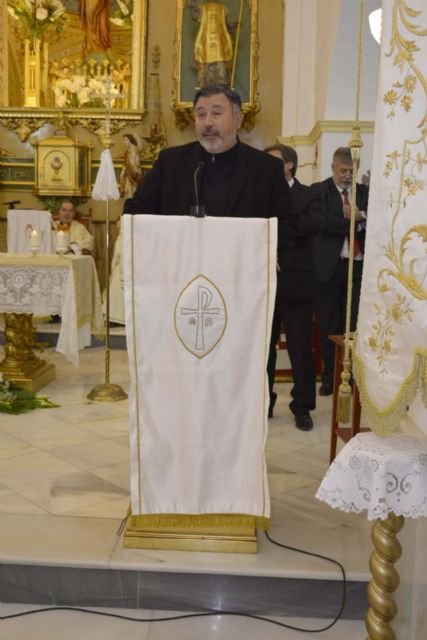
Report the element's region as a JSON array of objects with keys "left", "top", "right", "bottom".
[{"left": 174, "top": 275, "right": 227, "bottom": 358}]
